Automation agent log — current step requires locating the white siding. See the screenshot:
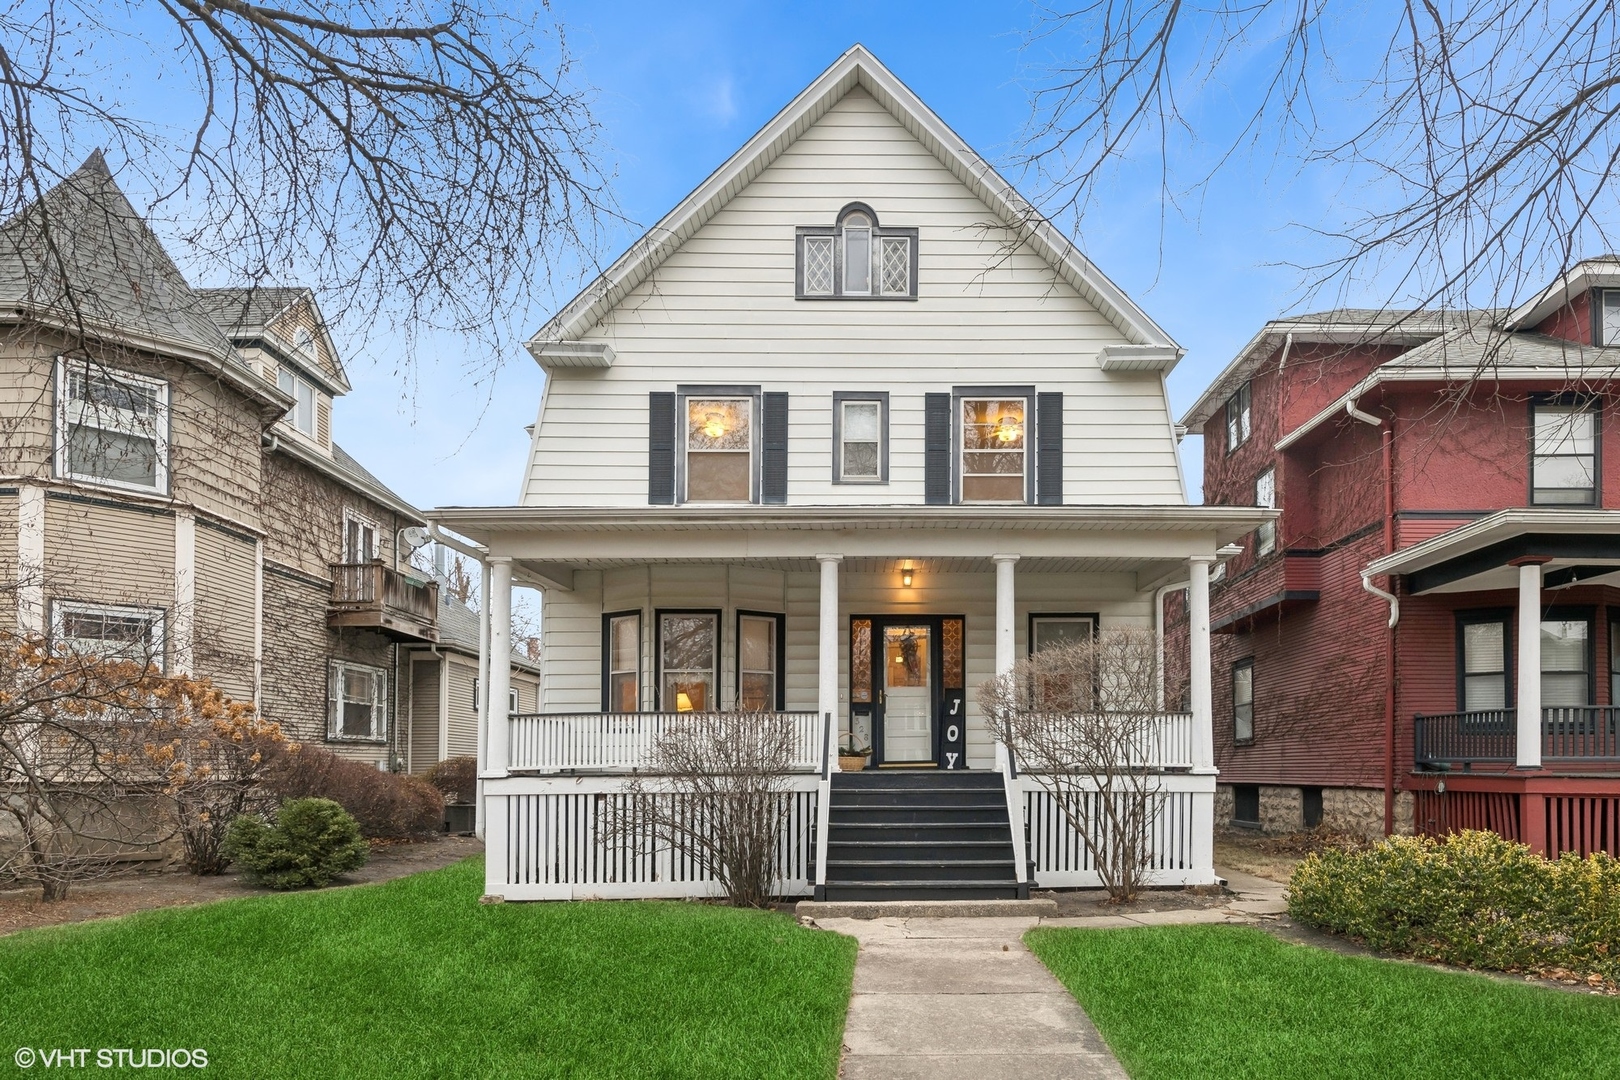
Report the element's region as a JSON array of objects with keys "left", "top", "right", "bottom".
[{"left": 525, "top": 87, "right": 1184, "bottom": 509}]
